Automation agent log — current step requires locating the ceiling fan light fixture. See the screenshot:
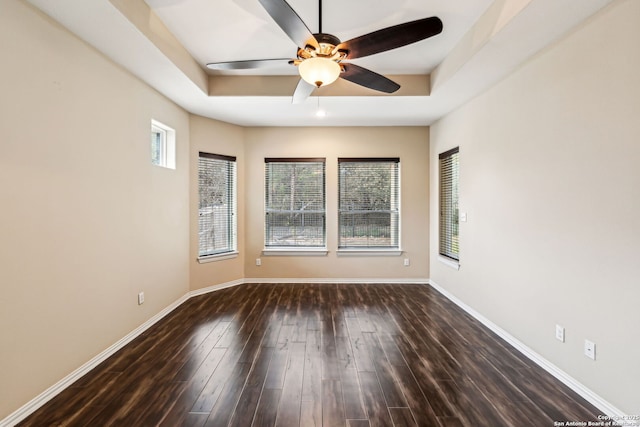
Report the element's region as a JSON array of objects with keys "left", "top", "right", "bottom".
[{"left": 298, "top": 57, "right": 341, "bottom": 88}]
